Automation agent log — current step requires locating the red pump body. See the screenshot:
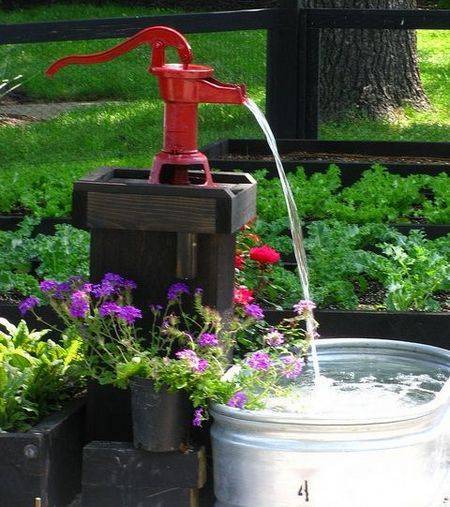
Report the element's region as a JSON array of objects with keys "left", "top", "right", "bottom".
[{"left": 46, "top": 26, "right": 247, "bottom": 186}]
